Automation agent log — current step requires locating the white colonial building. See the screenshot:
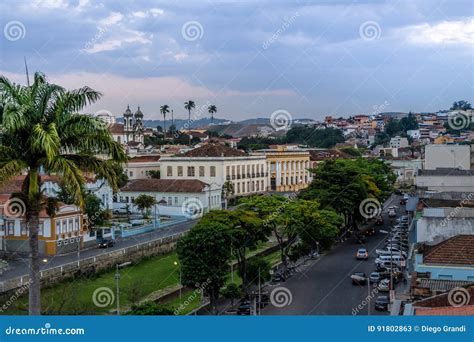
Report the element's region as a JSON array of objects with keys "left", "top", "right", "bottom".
[
  {"left": 124, "top": 155, "right": 161, "bottom": 180},
  {"left": 114, "top": 179, "right": 221, "bottom": 217},
  {"left": 160, "top": 144, "right": 268, "bottom": 196}
]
